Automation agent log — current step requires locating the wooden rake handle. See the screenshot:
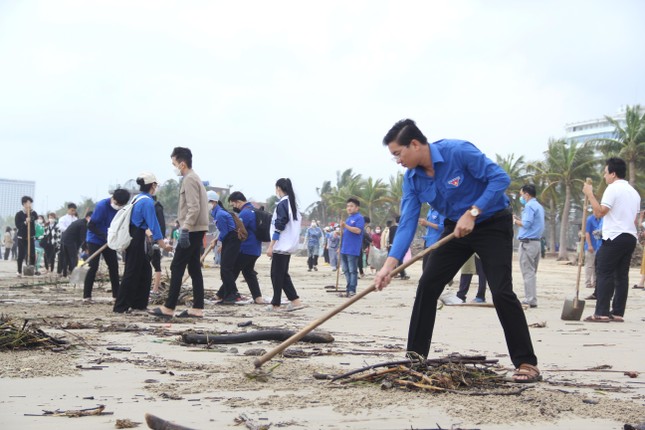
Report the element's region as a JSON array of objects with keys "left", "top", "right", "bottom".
[
  {"left": 253, "top": 232, "right": 456, "bottom": 368},
  {"left": 79, "top": 243, "right": 109, "bottom": 267}
]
